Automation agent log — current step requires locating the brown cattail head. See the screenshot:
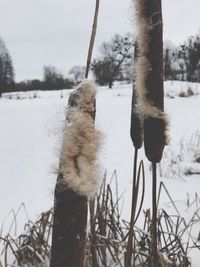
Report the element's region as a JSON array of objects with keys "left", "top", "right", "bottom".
[
  {"left": 130, "top": 42, "right": 144, "bottom": 149},
  {"left": 134, "top": 0, "right": 168, "bottom": 162},
  {"left": 144, "top": 115, "right": 168, "bottom": 162},
  {"left": 130, "top": 87, "right": 144, "bottom": 149}
]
